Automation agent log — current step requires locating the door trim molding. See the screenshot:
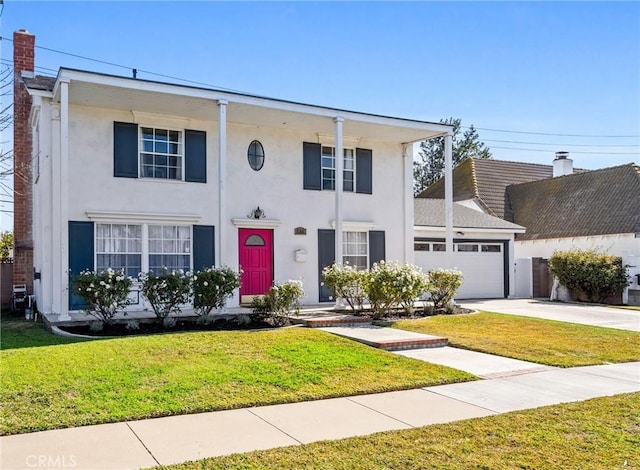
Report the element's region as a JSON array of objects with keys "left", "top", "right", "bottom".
[{"left": 232, "top": 218, "right": 282, "bottom": 228}]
